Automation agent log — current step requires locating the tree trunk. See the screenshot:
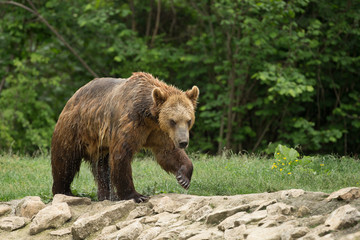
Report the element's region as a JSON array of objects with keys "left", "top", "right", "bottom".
[
  {"left": 129, "top": 0, "right": 136, "bottom": 32},
  {"left": 150, "top": 0, "right": 161, "bottom": 47}
]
